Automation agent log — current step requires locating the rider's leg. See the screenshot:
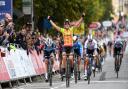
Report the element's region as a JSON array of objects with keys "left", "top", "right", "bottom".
[
  {"left": 78, "top": 56, "right": 81, "bottom": 72},
  {"left": 84, "top": 56, "right": 88, "bottom": 79},
  {"left": 55, "top": 50, "right": 60, "bottom": 73},
  {"left": 50, "top": 53, "right": 55, "bottom": 73},
  {"left": 44, "top": 51, "right": 48, "bottom": 81},
  {"left": 78, "top": 56, "right": 81, "bottom": 80},
  {"left": 69, "top": 52, "right": 74, "bottom": 77},
  {"left": 44, "top": 59, "right": 48, "bottom": 81},
  {"left": 61, "top": 52, "right": 67, "bottom": 76},
  {"left": 83, "top": 49, "right": 88, "bottom": 79}
]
